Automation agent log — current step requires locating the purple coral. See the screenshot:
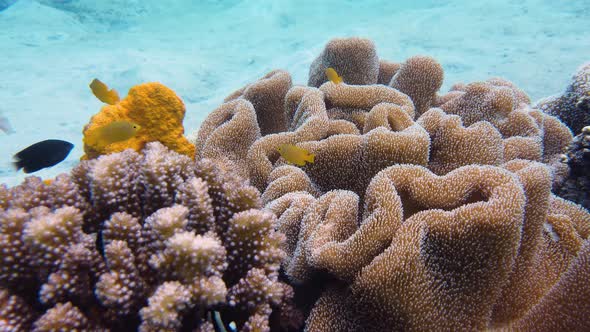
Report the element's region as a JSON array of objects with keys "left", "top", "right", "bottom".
[{"left": 0, "top": 142, "right": 297, "bottom": 331}]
